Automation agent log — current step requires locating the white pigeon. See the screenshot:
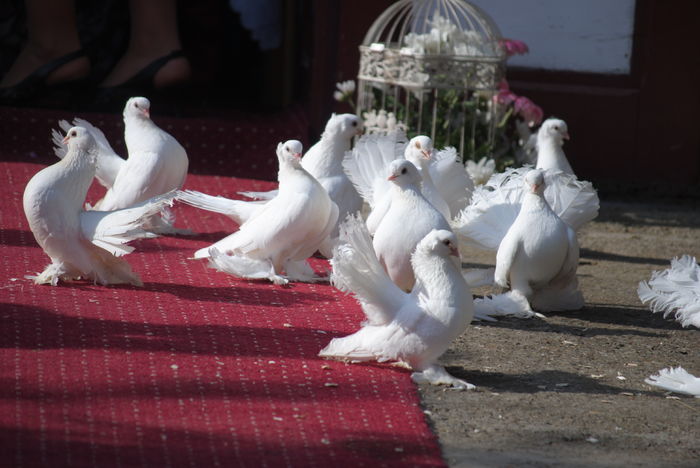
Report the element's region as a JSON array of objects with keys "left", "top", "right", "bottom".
[
  {"left": 345, "top": 133, "right": 473, "bottom": 232},
  {"left": 186, "top": 140, "right": 339, "bottom": 285},
  {"left": 645, "top": 367, "right": 700, "bottom": 397},
  {"left": 402, "top": 136, "right": 474, "bottom": 220},
  {"left": 239, "top": 113, "right": 363, "bottom": 256},
  {"left": 23, "top": 126, "right": 174, "bottom": 286},
  {"left": 455, "top": 167, "right": 598, "bottom": 252},
  {"left": 372, "top": 159, "right": 453, "bottom": 292},
  {"left": 638, "top": 255, "right": 700, "bottom": 328},
  {"left": 478, "top": 169, "right": 583, "bottom": 316},
  {"left": 320, "top": 215, "right": 475, "bottom": 390},
  {"left": 535, "top": 118, "right": 573, "bottom": 174},
  {"left": 52, "top": 96, "right": 189, "bottom": 234}
]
